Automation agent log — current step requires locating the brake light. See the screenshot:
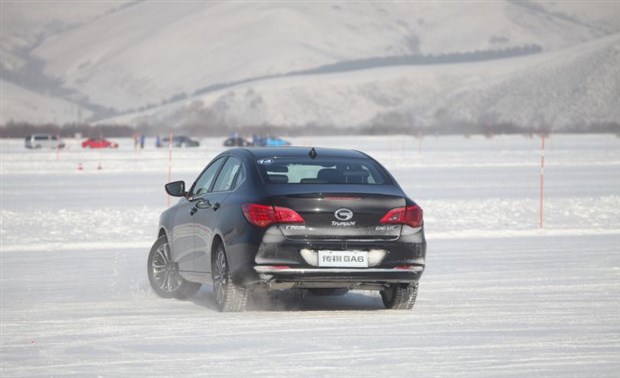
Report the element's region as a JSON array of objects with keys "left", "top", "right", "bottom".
[
  {"left": 242, "top": 203, "right": 304, "bottom": 227},
  {"left": 380, "top": 205, "right": 423, "bottom": 228}
]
